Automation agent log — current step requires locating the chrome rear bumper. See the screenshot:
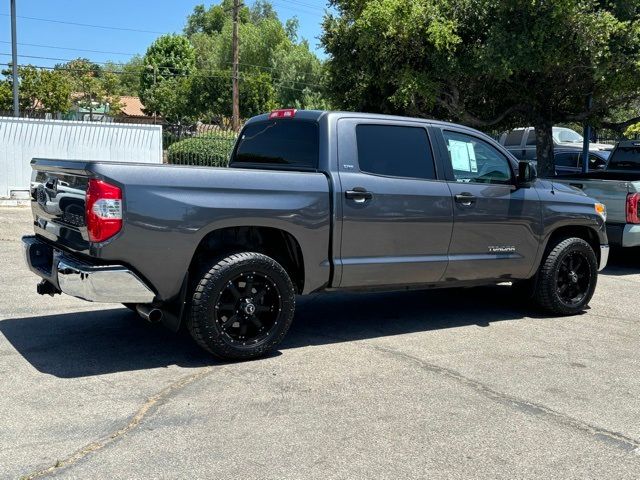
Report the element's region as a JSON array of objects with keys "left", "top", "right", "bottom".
[
  {"left": 22, "top": 235, "right": 155, "bottom": 304},
  {"left": 599, "top": 244, "right": 609, "bottom": 272}
]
